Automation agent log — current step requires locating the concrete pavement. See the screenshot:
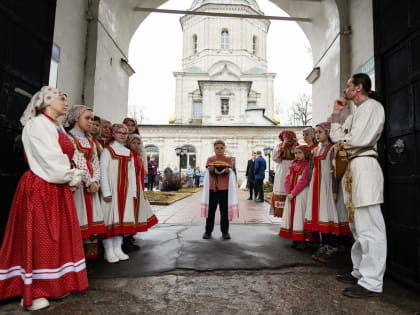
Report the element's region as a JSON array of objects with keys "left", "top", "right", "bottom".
[{"left": 1, "top": 191, "right": 420, "bottom": 314}]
